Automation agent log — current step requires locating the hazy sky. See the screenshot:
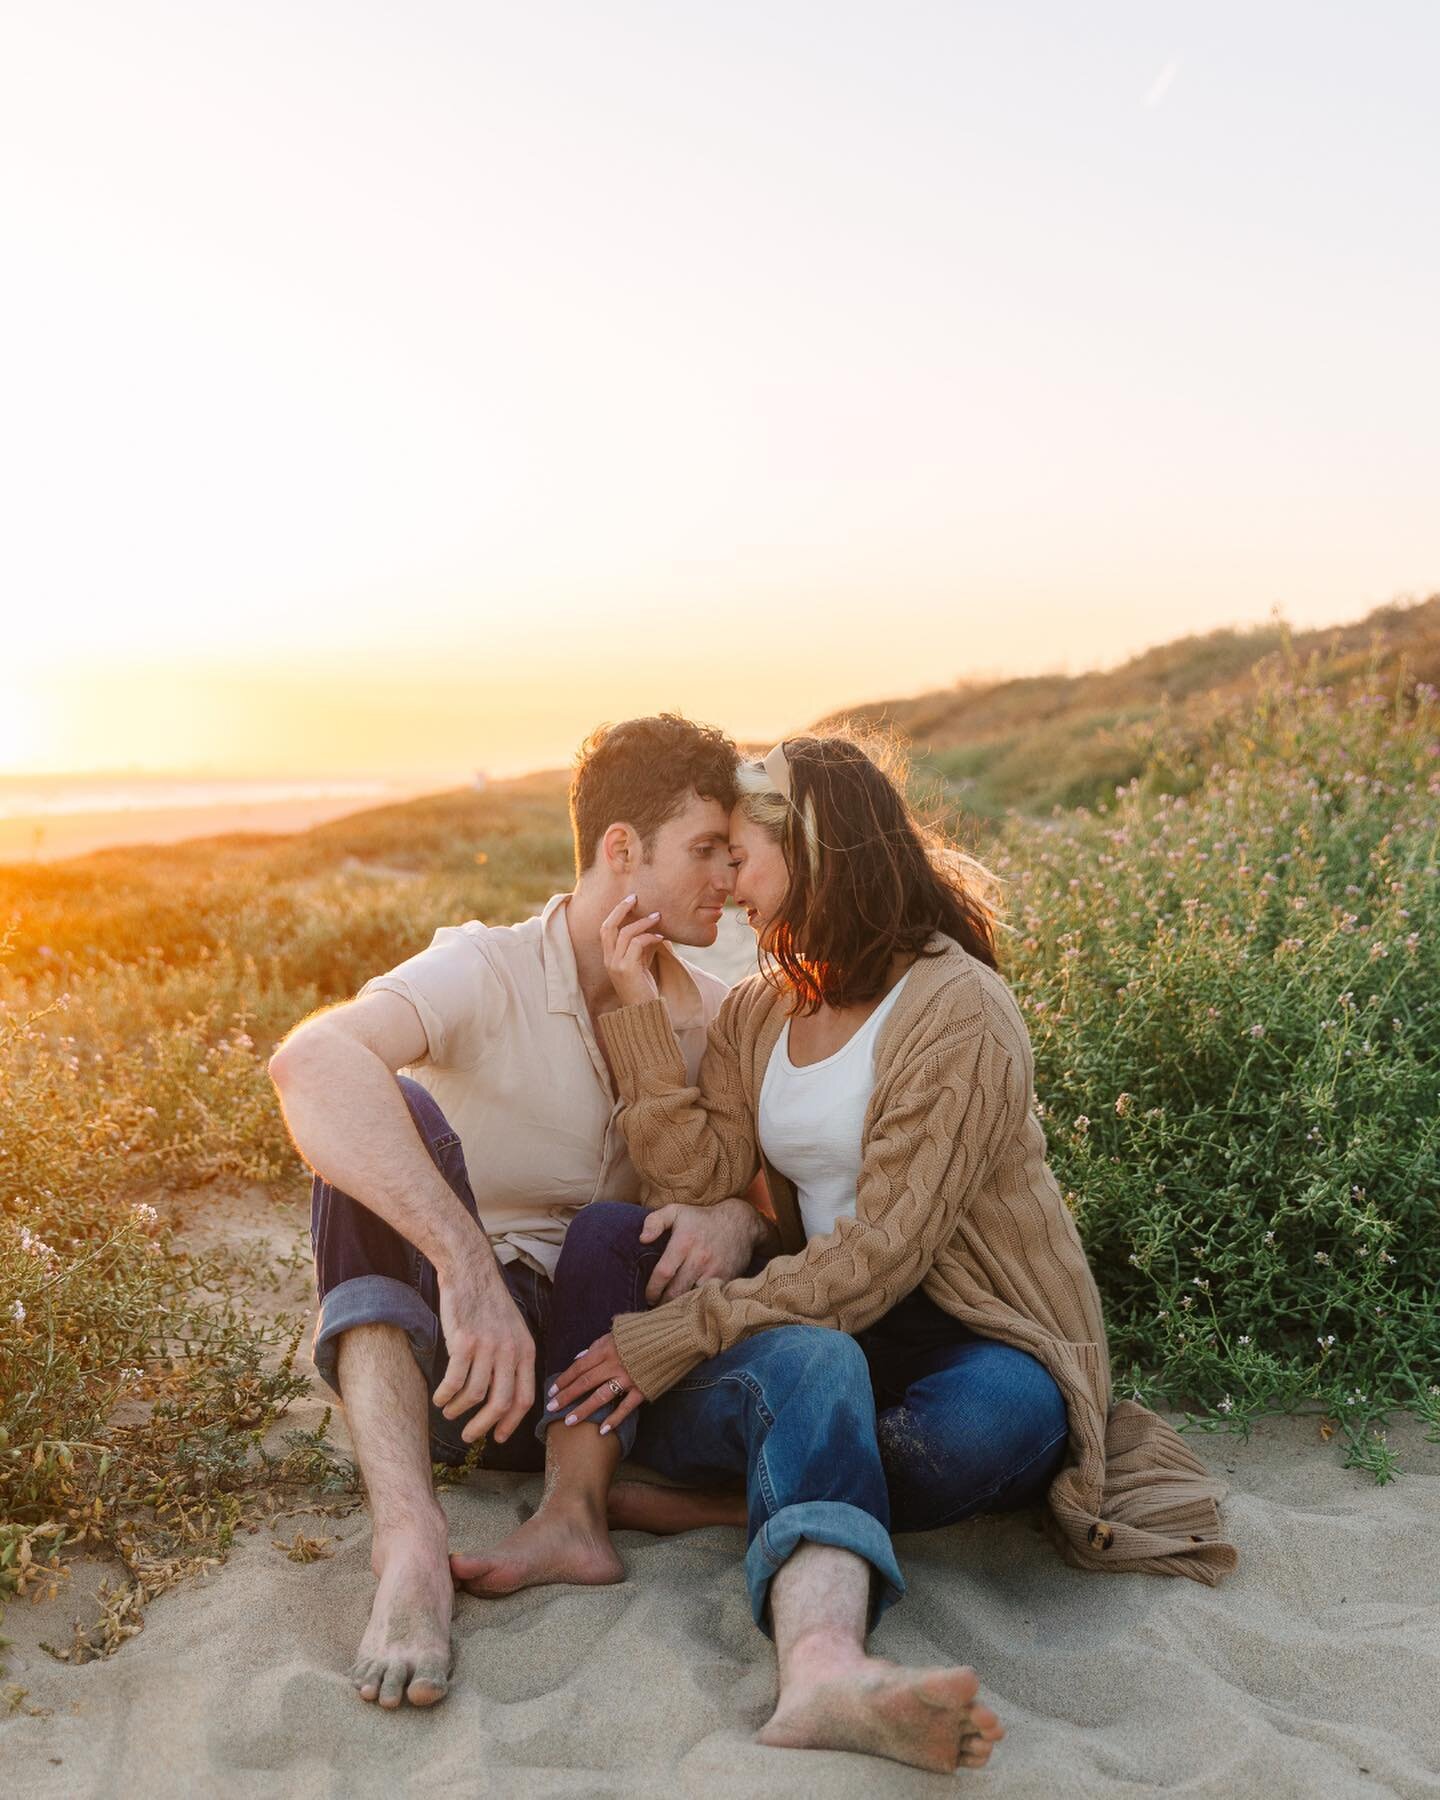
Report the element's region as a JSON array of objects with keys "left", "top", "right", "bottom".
[{"left": 3, "top": 1, "right": 1436, "bottom": 777}]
